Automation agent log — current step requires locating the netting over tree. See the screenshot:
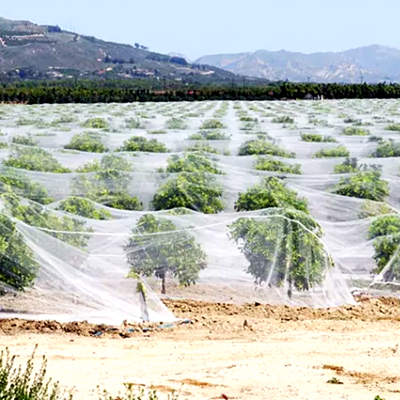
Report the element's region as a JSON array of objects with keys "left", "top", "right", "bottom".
[{"left": 0, "top": 99, "right": 399, "bottom": 323}]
